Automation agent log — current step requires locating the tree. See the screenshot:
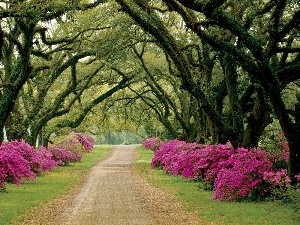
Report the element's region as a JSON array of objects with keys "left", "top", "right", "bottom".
[
  {"left": 0, "top": 0, "right": 108, "bottom": 142},
  {"left": 0, "top": 0, "right": 136, "bottom": 145},
  {"left": 115, "top": 0, "right": 300, "bottom": 182}
]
